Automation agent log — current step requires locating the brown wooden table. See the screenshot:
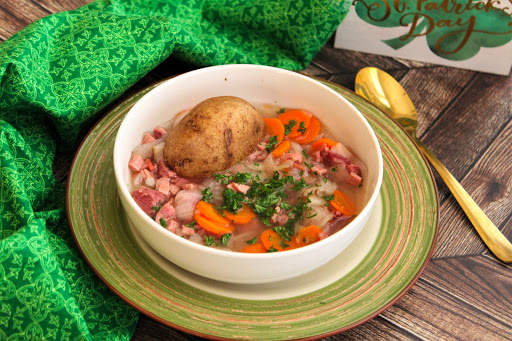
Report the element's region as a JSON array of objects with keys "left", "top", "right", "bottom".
[{"left": 2, "top": 1, "right": 511, "bottom": 340}]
